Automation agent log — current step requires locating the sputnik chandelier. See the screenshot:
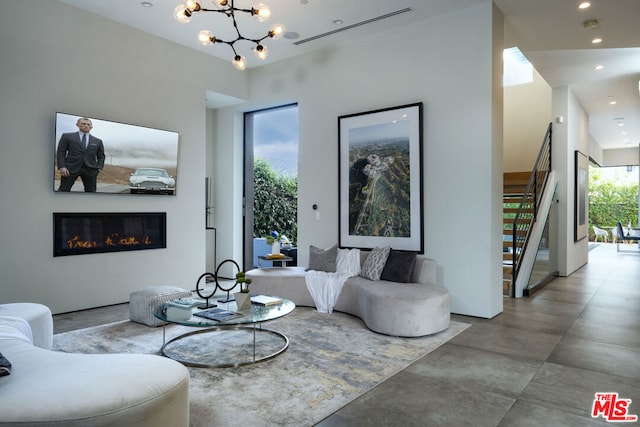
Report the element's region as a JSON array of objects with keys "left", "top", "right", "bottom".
[{"left": 174, "top": 0, "right": 285, "bottom": 70}]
